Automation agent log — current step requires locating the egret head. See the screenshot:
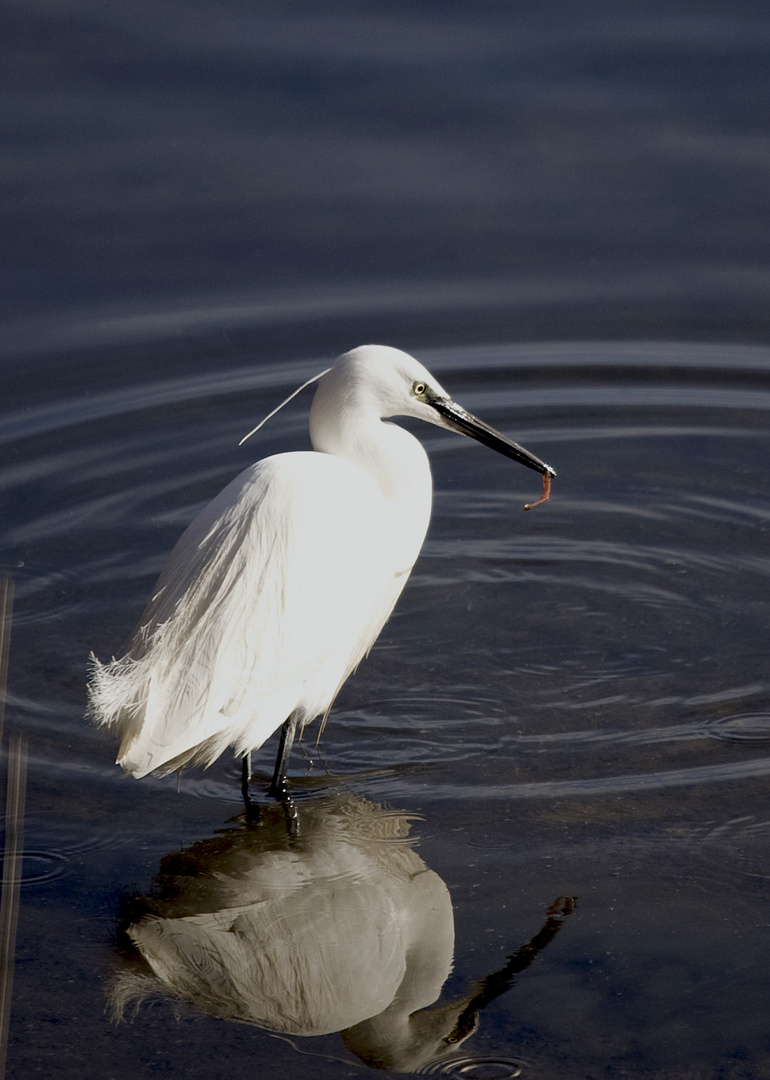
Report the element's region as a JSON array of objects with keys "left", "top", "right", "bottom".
[
  {"left": 311, "top": 345, "right": 555, "bottom": 487},
  {"left": 311, "top": 345, "right": 448, "bottom": 425}
]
